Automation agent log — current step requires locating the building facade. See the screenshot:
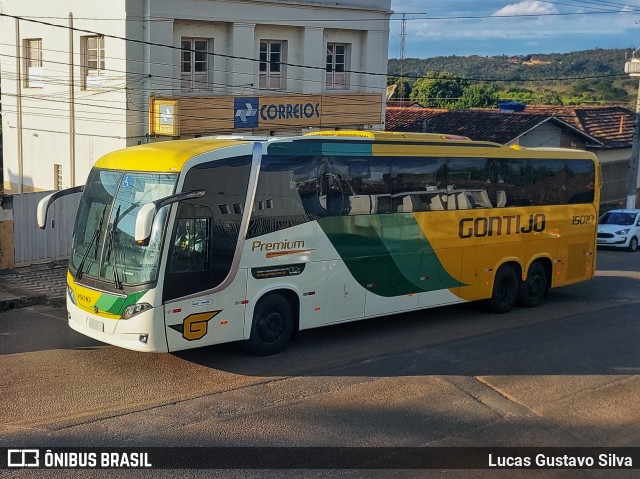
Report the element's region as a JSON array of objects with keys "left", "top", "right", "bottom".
[{"left": 0, "top": 0, "right": 391, "bottom": 193}]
